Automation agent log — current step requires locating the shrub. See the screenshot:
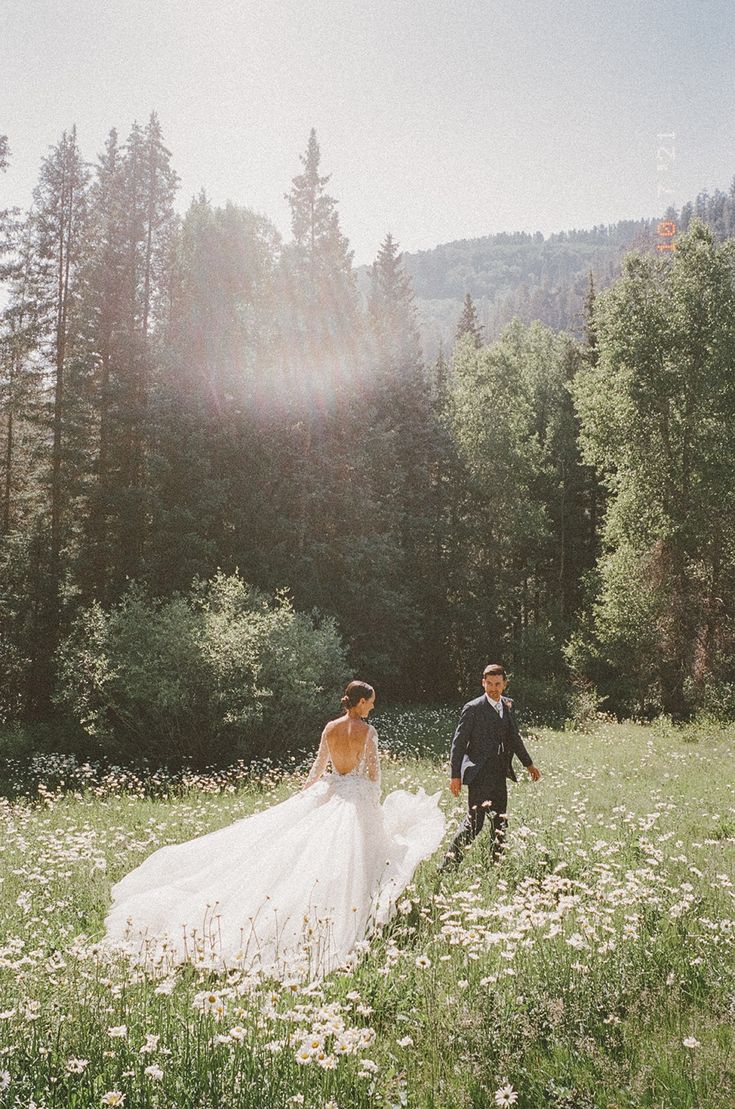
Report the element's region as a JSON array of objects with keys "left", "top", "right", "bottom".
[
  {"left": 693, "top": 679, "right": 735, "bottom": 722},
  {"left": 564, "top": 682, "right": 603, "bottom": 733},
  {"left": 54, "top": 572, "right": 349, "bottom": 765}
]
